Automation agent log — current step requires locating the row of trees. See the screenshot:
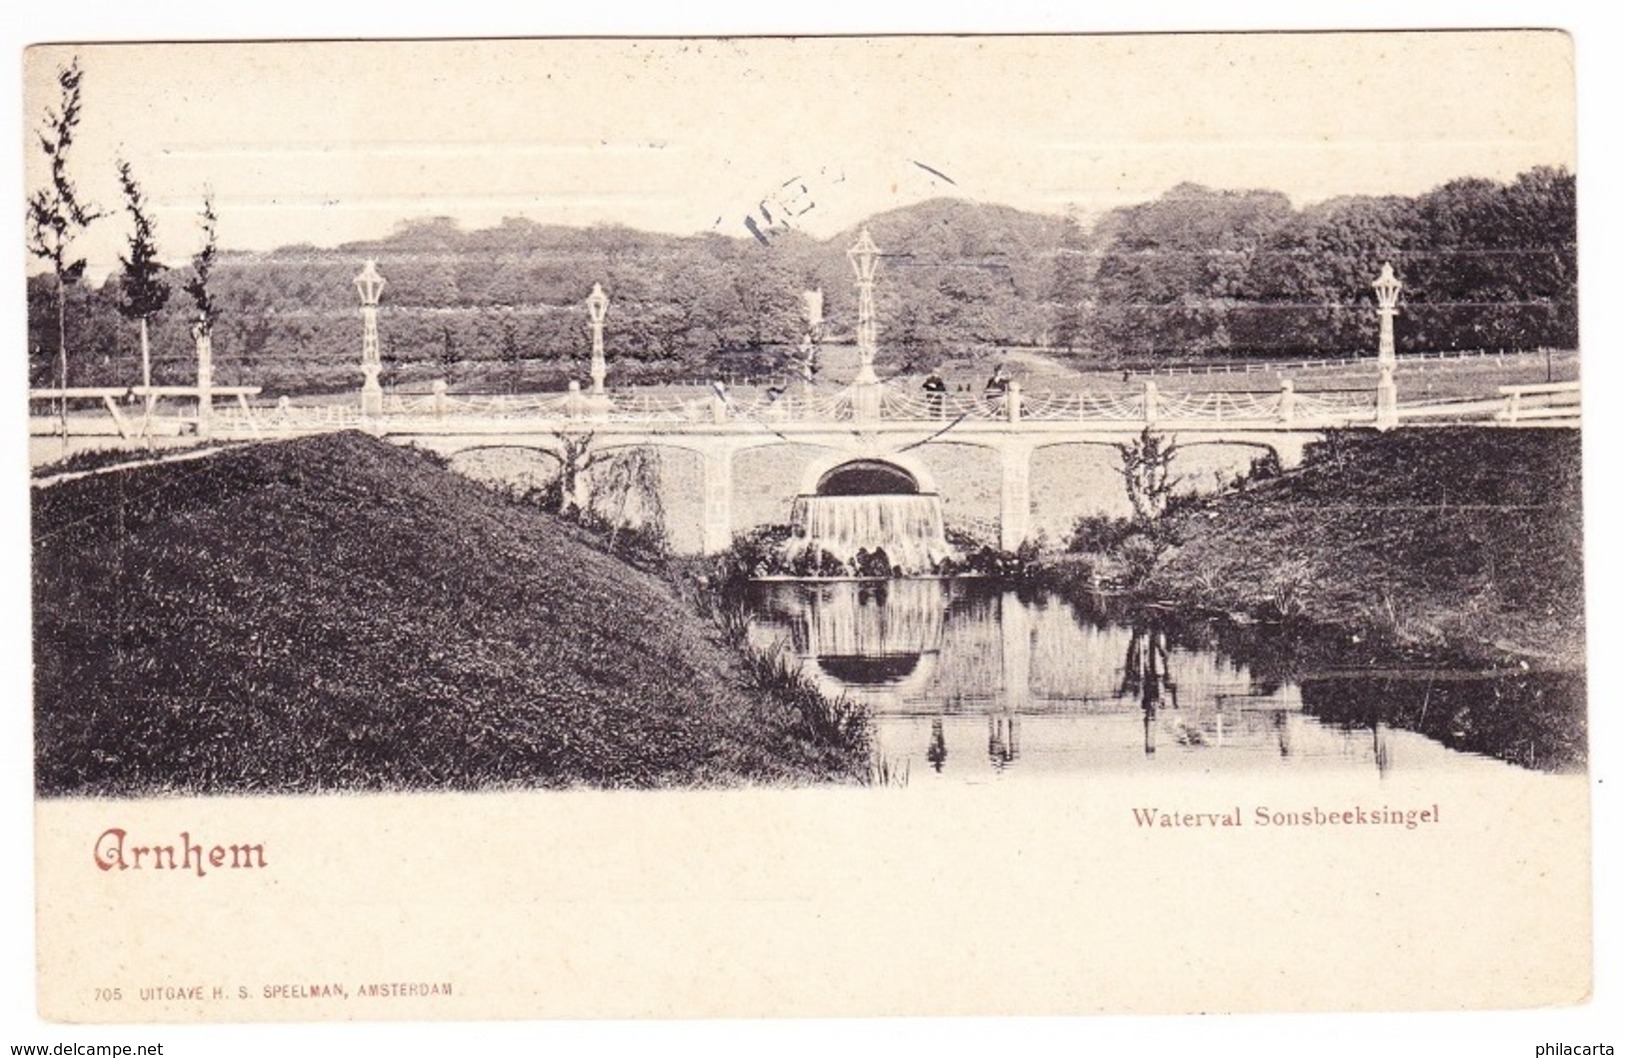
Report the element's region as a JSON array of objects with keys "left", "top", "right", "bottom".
[
  {"left": 26, "top": 193, "right": 1085, "bottom": 392},
  {"left": 1056, "top": 169, "right": 1577, "bottom": 358},
  {"left": 26, "top": 56, "right": 1578, "bottom": 394},
  {"left": 26, "top": 59, "right": 221, "bottom": 398}
]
